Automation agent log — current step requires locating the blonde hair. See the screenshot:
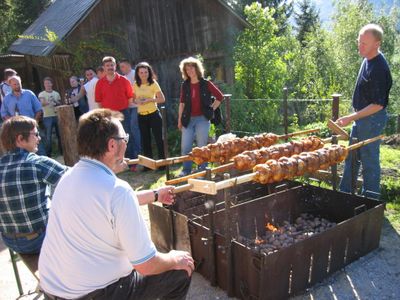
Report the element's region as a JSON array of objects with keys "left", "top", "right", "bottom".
[
  {"left": 359, "top": 24, "right": 383, "bottom": 42},
  {"left": 179, "top": 57, "right": 204, "bottom": 80}
]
